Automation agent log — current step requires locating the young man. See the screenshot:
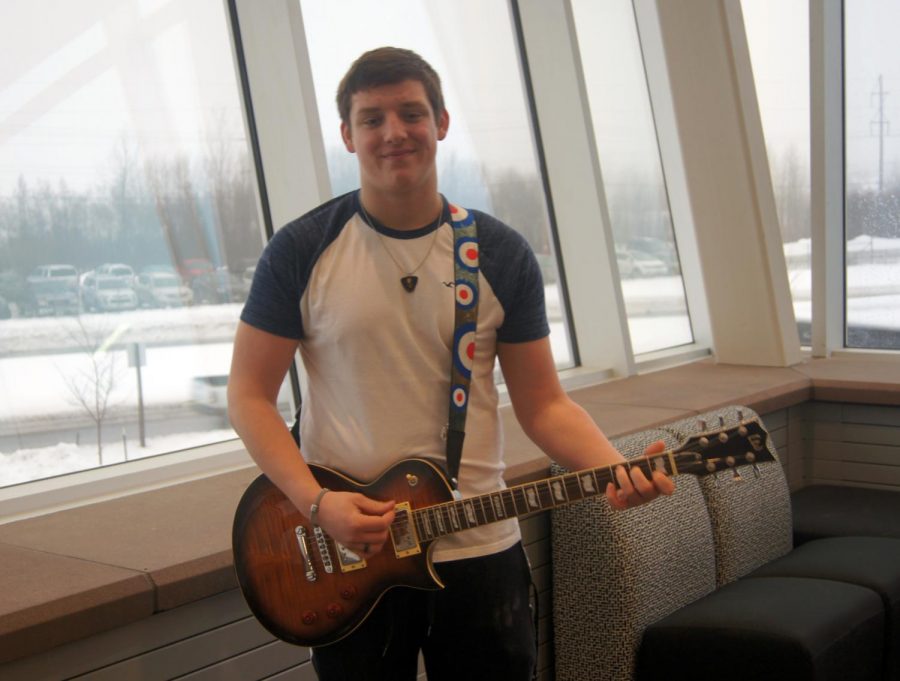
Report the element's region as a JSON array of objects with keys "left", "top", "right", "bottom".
[{"left": 228, "top": 47, "right": 674, "bottom": 680}]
